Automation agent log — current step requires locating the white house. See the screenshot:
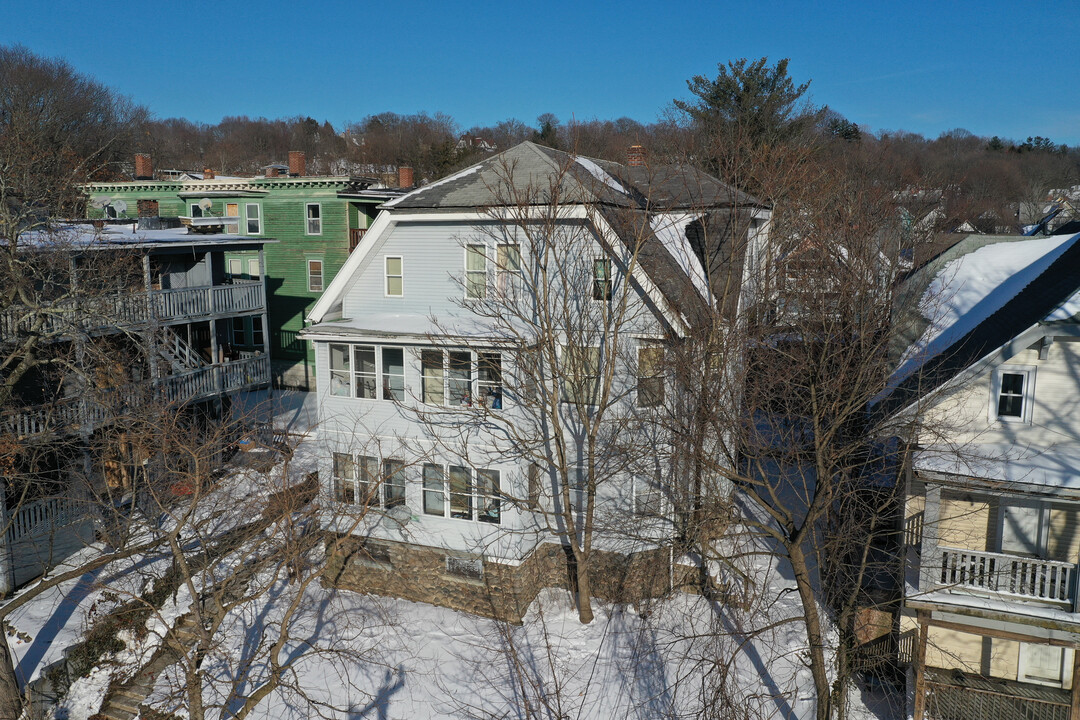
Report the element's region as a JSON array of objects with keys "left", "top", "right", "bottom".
[
  {"left": 882, "top": 231, "right": 1080, "bottom": 719},
  {"left": 302, "top": 142, "right": 770, "bottom": 619}
]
